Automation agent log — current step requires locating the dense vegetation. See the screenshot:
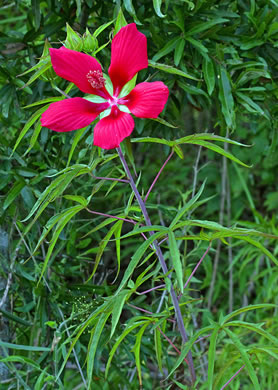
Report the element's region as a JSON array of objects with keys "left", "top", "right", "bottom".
[{"left": 1, "top": 0, "right": 278, "bottom": 389}]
